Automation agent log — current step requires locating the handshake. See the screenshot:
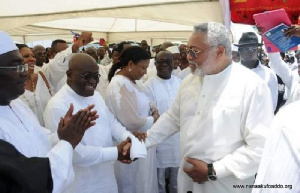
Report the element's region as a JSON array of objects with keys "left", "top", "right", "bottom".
[{"left": 117, "top": 131, "right": 147, "bottom": 164}]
